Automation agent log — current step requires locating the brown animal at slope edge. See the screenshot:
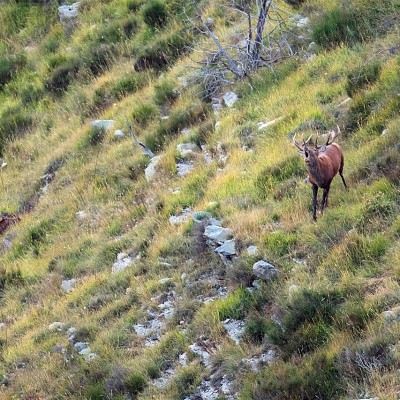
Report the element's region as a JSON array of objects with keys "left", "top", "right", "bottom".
[{"left": 293, "top": 126, "right": 348, "bottom": 220}]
